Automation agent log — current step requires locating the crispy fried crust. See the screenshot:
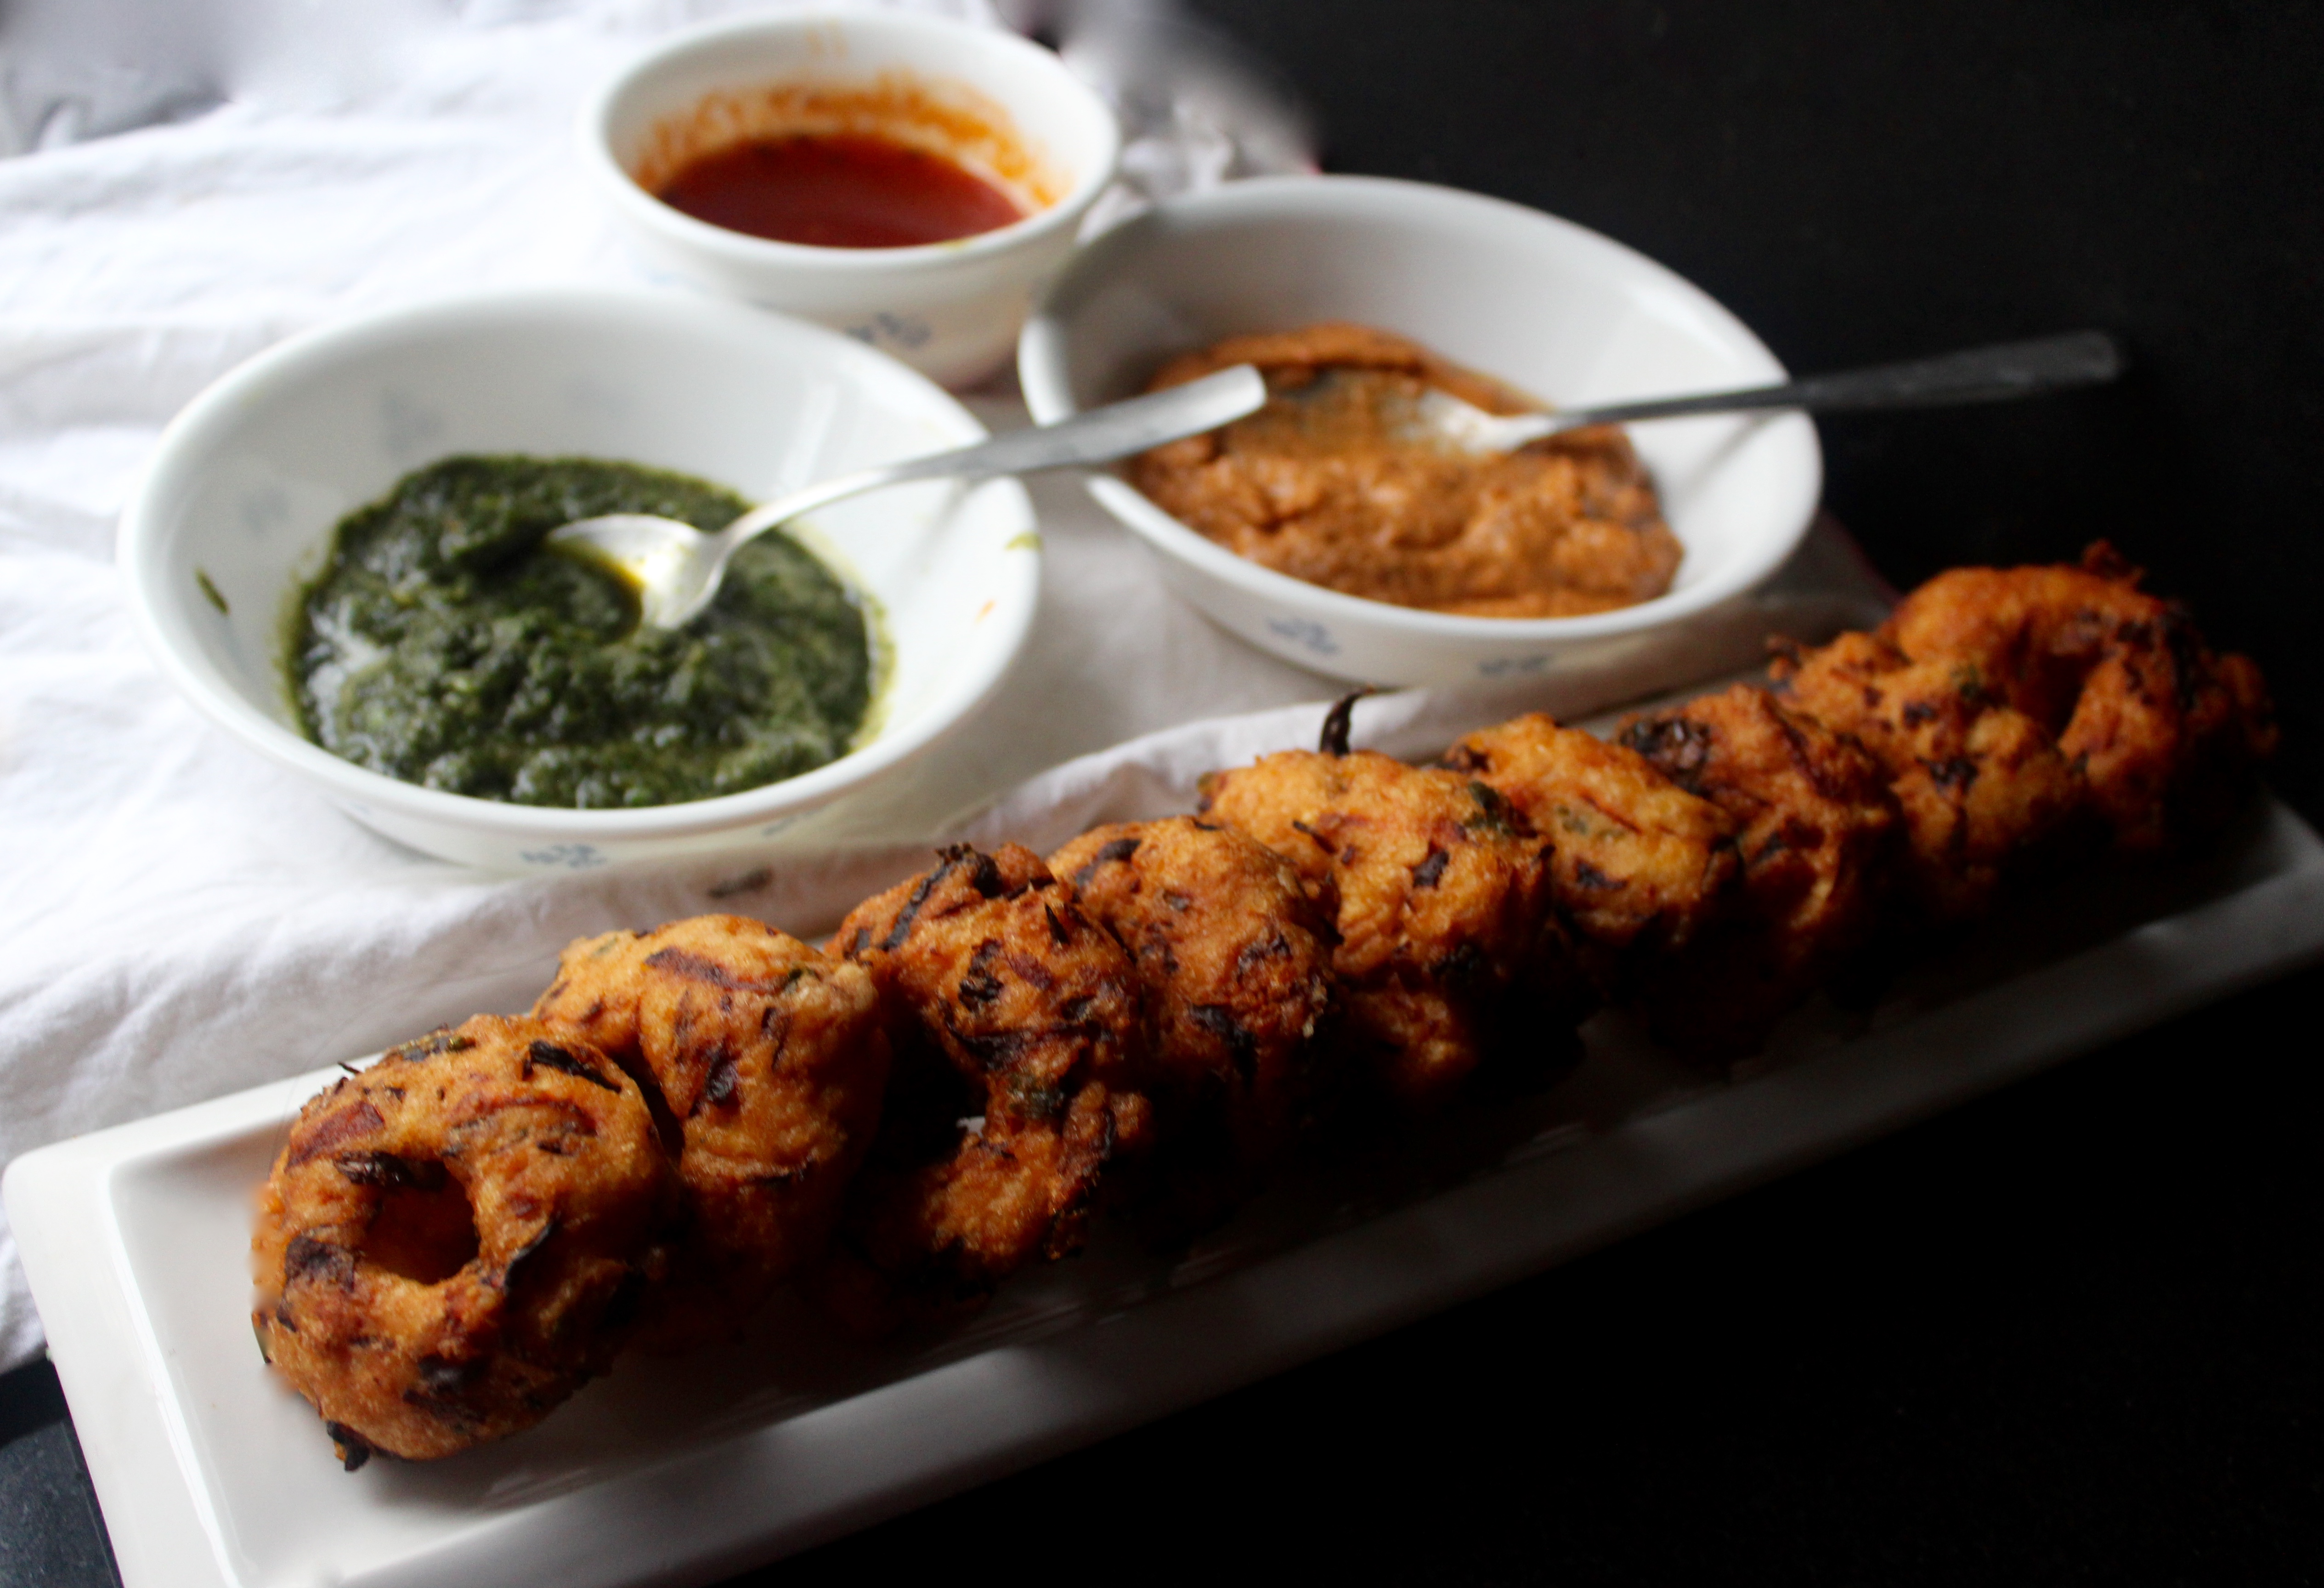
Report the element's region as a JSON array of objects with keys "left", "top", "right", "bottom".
[
  {"left": 1438, "top": 713, "right": 1739, "bottom": 980},
  {"left": 1196, "top": 749, "right": 1580, "bottom": 1110},
  {"left": 1051, "top": 817, "right": 1341, "bottom": 1240},
  {"left": 252, "top": 1015, "right": 674, "bottom": 1466},
  {"left": 815, "top": 844, "right": 1154, "bottom": 1333},
  {"left": 1770, "top": 631, "right": 2086, "bottom": 921},
  {"left": 1881, "top": 544, "right": 2277, "bottom": 852},
  {"left": 1618, "top": 686, "right": 1899, "bottom": 1054},
  {"left": 531, "top": 916, "right": 889, "bottom": 1348}
]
